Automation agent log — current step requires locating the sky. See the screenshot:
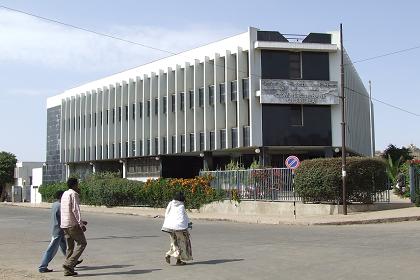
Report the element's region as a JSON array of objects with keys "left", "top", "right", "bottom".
[{"left": 0, "top": 0, "right": 419, "bottom": 161}]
